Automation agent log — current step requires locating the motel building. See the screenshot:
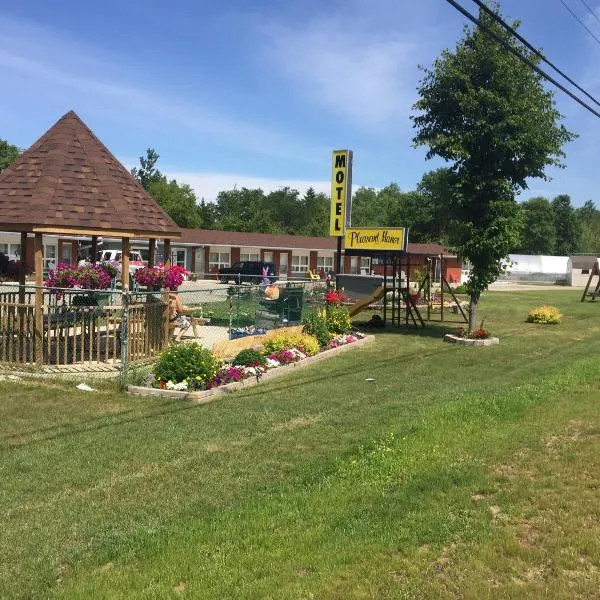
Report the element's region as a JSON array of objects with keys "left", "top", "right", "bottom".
[{"left": 0, "top": 228, "right": 462, "bottom": 284}]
